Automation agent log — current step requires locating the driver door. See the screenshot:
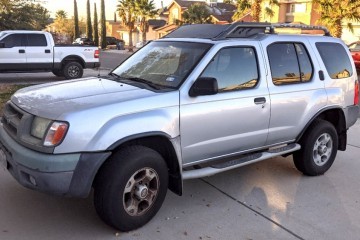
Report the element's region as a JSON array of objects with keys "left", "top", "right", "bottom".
[{"left": 180, "top": 45, "right": 270, "bottom": 165}]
